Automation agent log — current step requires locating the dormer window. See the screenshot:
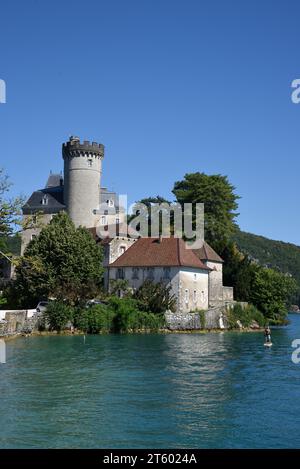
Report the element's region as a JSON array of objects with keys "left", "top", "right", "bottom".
[
  {"left": 41, "top": 195, "right": 48, "bottom": 205},
  {"left": 119, "top": 245, "right": 126, "bottom": 255}
]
